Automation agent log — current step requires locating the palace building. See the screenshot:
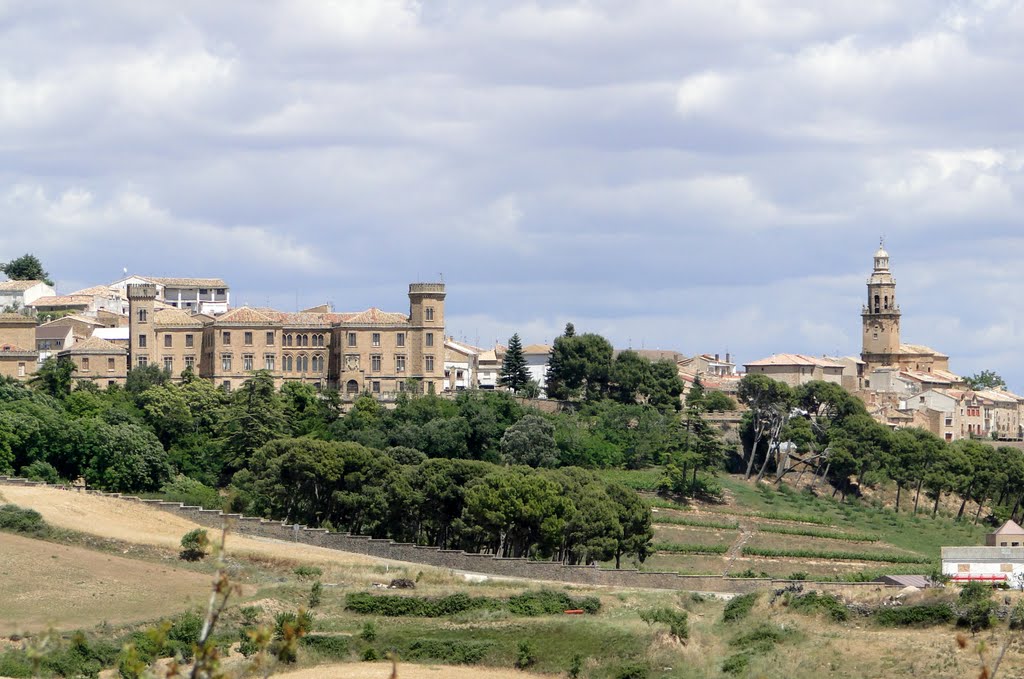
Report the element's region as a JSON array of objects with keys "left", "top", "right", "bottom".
[{"left": 127, "top": 282, "right": 446, "bottom": 397}]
